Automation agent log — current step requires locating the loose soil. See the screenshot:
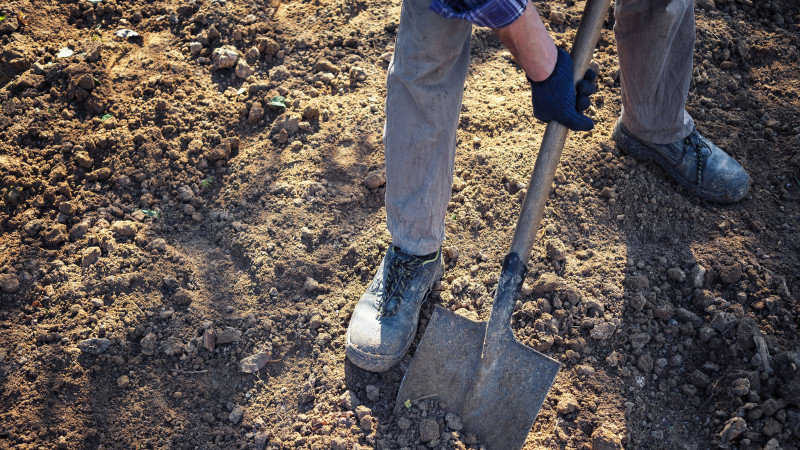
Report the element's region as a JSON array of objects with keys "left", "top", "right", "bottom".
[{"left": 1, "top": 0, "right": 799, "bottom": 448}]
